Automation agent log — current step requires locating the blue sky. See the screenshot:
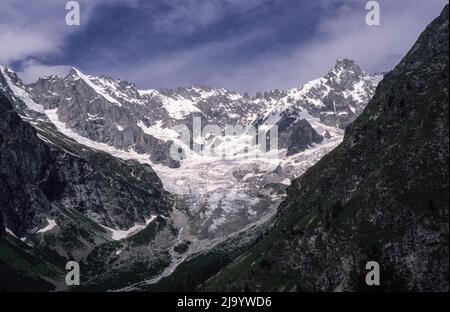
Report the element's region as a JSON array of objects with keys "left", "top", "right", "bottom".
[{"left": 0, "top": 0, "right": 447, "bottom": 93}]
